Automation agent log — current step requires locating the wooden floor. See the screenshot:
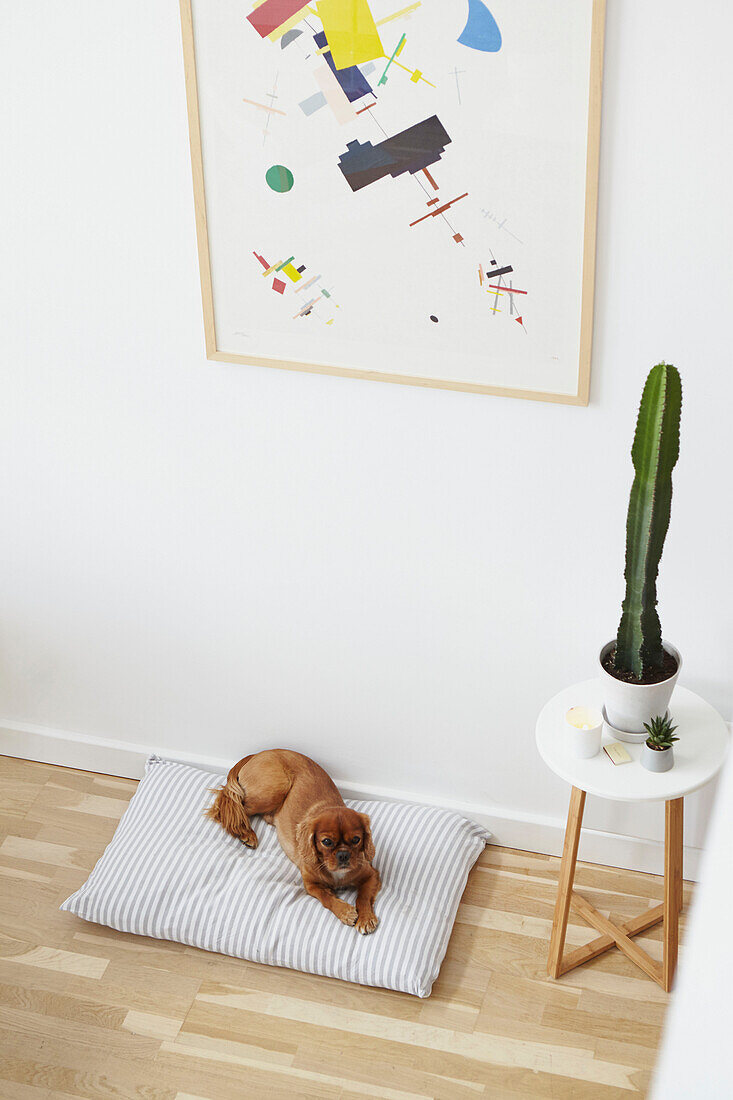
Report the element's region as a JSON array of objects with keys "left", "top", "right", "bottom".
[{"left": 0, "top": 757, "right": 689, "bottom": 1099}]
